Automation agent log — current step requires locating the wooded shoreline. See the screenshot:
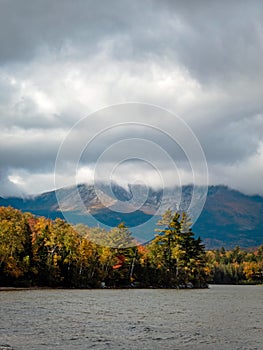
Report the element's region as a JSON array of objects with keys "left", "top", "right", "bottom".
[{"left": 1, "top": 206, "right": 263, "bottom": 289}]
